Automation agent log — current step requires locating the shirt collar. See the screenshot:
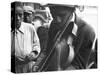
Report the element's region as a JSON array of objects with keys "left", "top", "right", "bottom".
[
  {"left": 16, "top": 22, "right": 24, "bottom": 34},
  {"left": 70, "top": 13, "right": 75, "bottom": 22},
  {"left": 70, "top": 13, "right": 78, "bottom": 36}
]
